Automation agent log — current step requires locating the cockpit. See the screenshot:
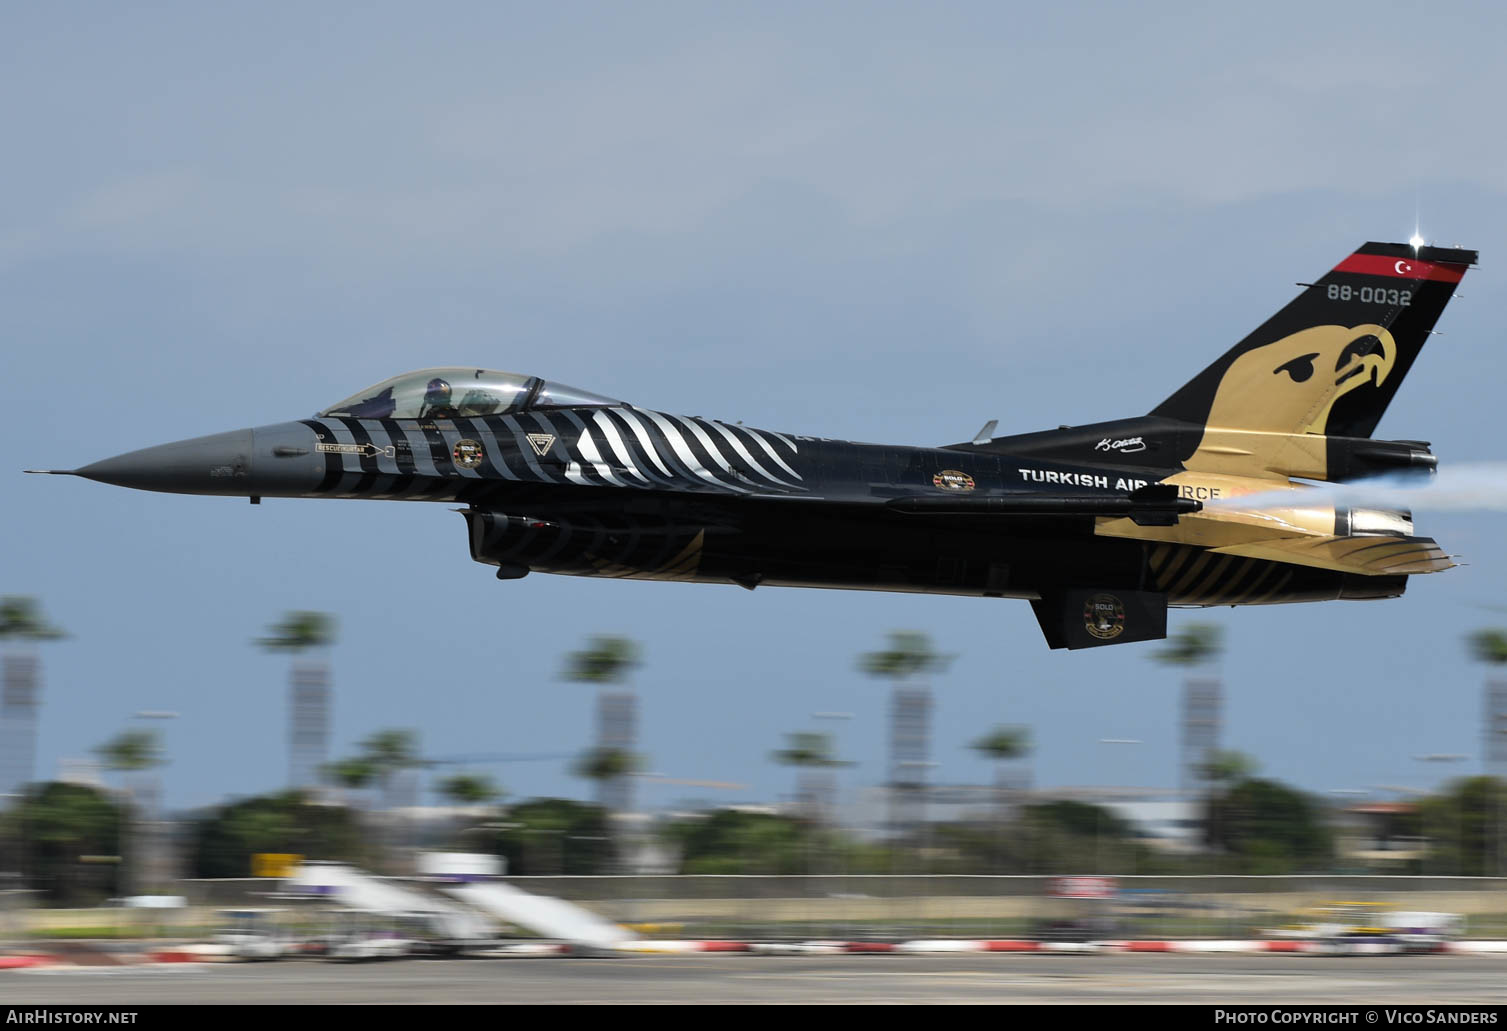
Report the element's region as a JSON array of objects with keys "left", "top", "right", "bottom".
[{"left": 318, "top": 367, "right": 621, "bottom": 421}]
